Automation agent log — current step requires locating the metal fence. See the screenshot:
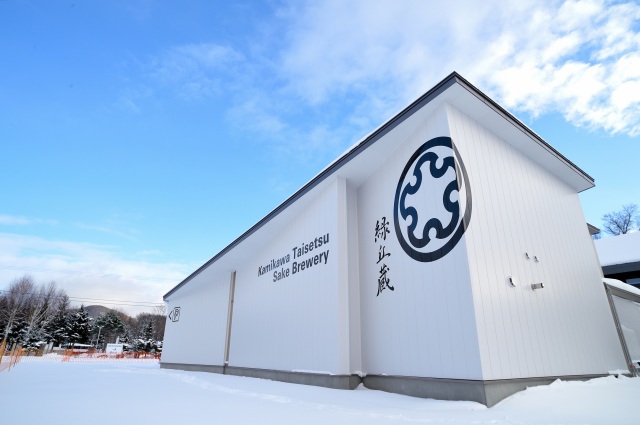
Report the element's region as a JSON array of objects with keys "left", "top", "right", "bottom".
[{"left": 0, "top": 341, "right": 160, "bottom": 372}]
